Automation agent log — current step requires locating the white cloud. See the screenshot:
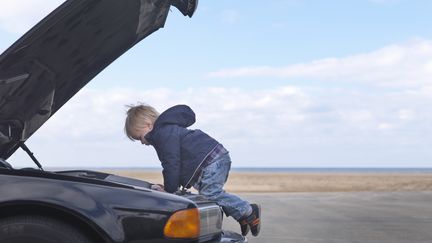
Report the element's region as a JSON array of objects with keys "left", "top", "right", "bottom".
[
  {"left": 207, "top": 39, "right": 432, "bottom": 88},
  {"left": 37, "top": 86, "right": 310, "bottom": 141},
  {"left": 10, "top": 86, "right": 314, "bottom": 167},
  {"left": 8, "top": 85, "right": 432, "bottom": 168},
  {"left": 397, "top": 109, "right": 415, "bottom": 121},
  {"left": 0, "top": 0, "right": 65, "bottom": 34},
  {"left": 339, "top": 110, "right": 373, "bottom": 124},
  {"left": 377, "top": 122, "right": 395, "bottom": 130}
]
